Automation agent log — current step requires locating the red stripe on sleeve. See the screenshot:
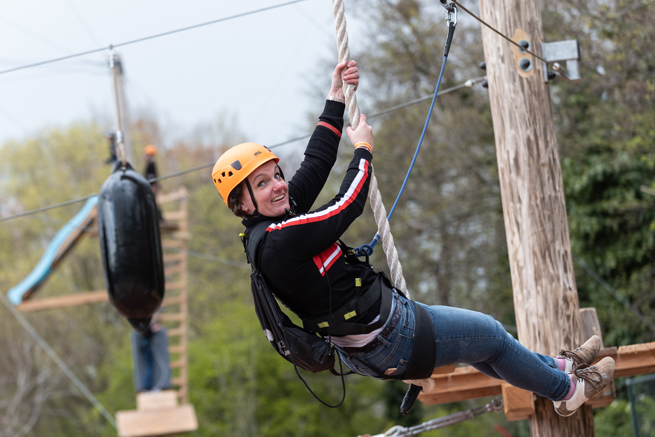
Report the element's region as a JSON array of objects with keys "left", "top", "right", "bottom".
[{"left": 318, "top": 121, "right": 342, "bottom": 138}]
